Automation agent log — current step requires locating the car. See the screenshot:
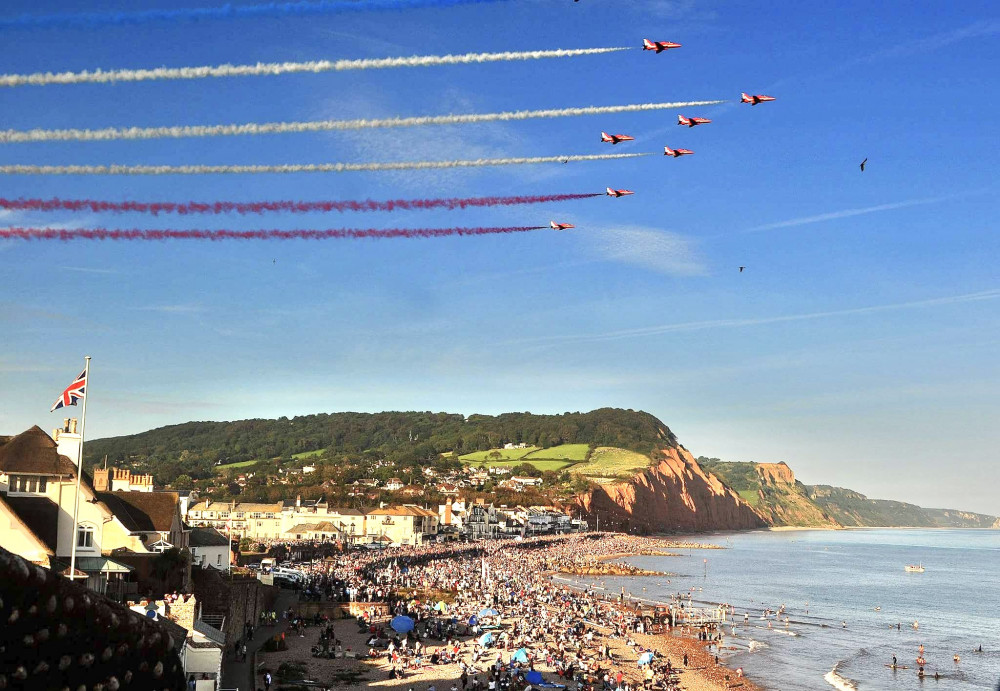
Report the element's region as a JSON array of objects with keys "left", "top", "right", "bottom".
[{"left": 247, "top": 562, "right": 260, "bottom": 571}]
